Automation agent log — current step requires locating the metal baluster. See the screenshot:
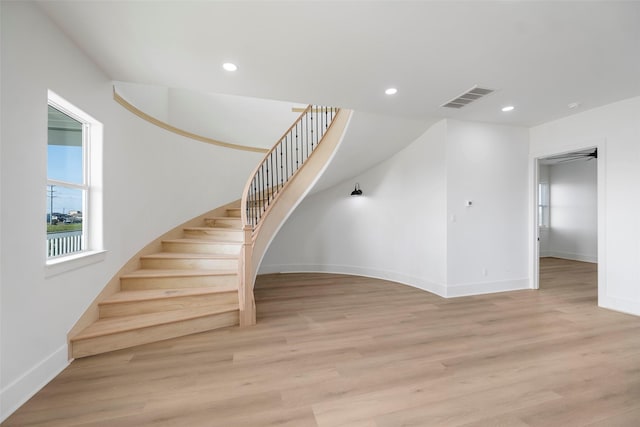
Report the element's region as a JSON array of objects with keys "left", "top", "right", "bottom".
[
  {"left": 278, "top": 144, "right": 284, "bottom": 186},
  {"left": 284, "top": 138, "right": 288, "bottom": 184},
  {"left": 305, "top": 110, "right": 313, "bottom": 157},
  {"left": 262, "top": 165, "right": 266, "bottom": 218},
  {"left": 253, "top": 177, "right": 258, "bottom": 225},
  {"left": 289, "top": 132, "right": 293, "bottom": 177},
  {"left": 310, "top": 109, "right": 314, "bottom": 151},
  {"left": 270, "top": 151, "right": 274, "bottom": 201},
  {"left": 265, "top": 154, "right": 270, "bottom": 209},
  {"left": 297, "top": 122, "right": 302, "bottom": 166},
  {"left": 295, "top": 128, "right": 299, "bottom": 171}
]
